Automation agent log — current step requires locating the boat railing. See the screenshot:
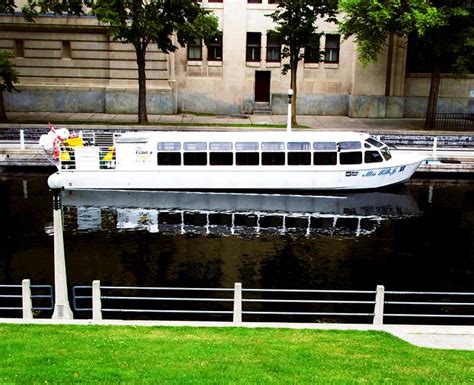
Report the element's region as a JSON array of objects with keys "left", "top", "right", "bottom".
[{"left": 59, "top": 145, "right": 116, "bottom": 170}]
